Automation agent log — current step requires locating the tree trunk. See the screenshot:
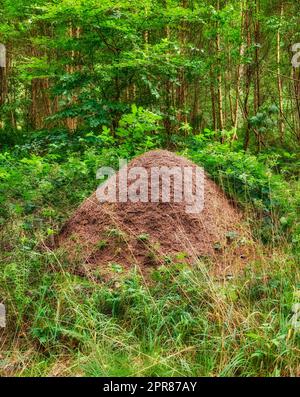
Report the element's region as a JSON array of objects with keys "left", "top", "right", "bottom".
[
  {"left": 243, "top": 5, "right": 252, "bottom": 150},
  {"left": 216, "top": 0, "right": 224, "bottom": 137},
  {"left": 66, "top": 25, "right": 81, "bottom": 133},
  {"left": 254, "top": 0, "right": 260, "bottom": 115},
  {"left": 277, "top": 2, "right": 285, "bottom": 142},
  {"left": 210, "top": 69, "right": 217, "bottom": 131},
  {"left": 232, "top": 0, "right": 245, "bottom": 141}
]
